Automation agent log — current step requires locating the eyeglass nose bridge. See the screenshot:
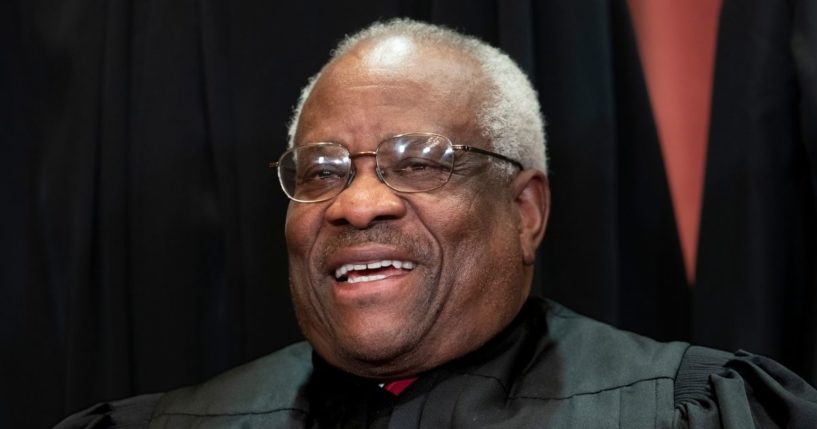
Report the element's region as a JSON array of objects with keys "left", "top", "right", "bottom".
[{"left": 343, "top": 150, "right": 390, "bottom": 191}]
